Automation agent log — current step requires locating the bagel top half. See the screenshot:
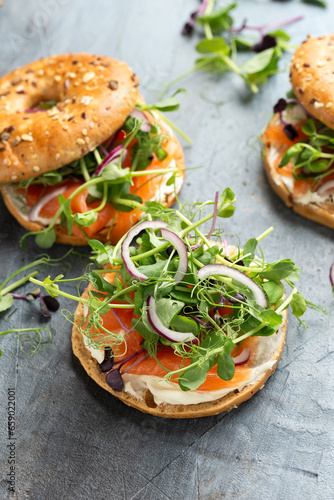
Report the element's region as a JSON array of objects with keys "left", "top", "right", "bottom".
[
  {"left": 290, "top": 34, "right": 334, "bottom": 128},
  {"left": 0, "top": 53, "right": 139, "bottom": 184}
]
